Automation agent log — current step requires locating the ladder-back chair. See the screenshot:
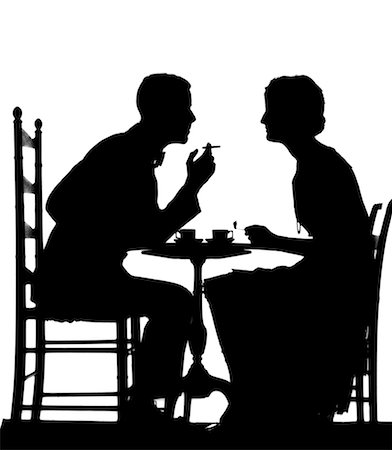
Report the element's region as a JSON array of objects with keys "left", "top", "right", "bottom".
[
  {"left": 338, "top": 200, "right": 392, "bottom": 422},
  {"left": 11, "top": 107, "right": 144, "bottom": 423}
]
